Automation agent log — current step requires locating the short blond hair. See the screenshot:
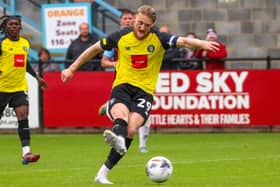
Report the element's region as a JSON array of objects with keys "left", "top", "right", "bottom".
[{"left": 137, "top": 5, "right": 156, "bottom": 23}]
